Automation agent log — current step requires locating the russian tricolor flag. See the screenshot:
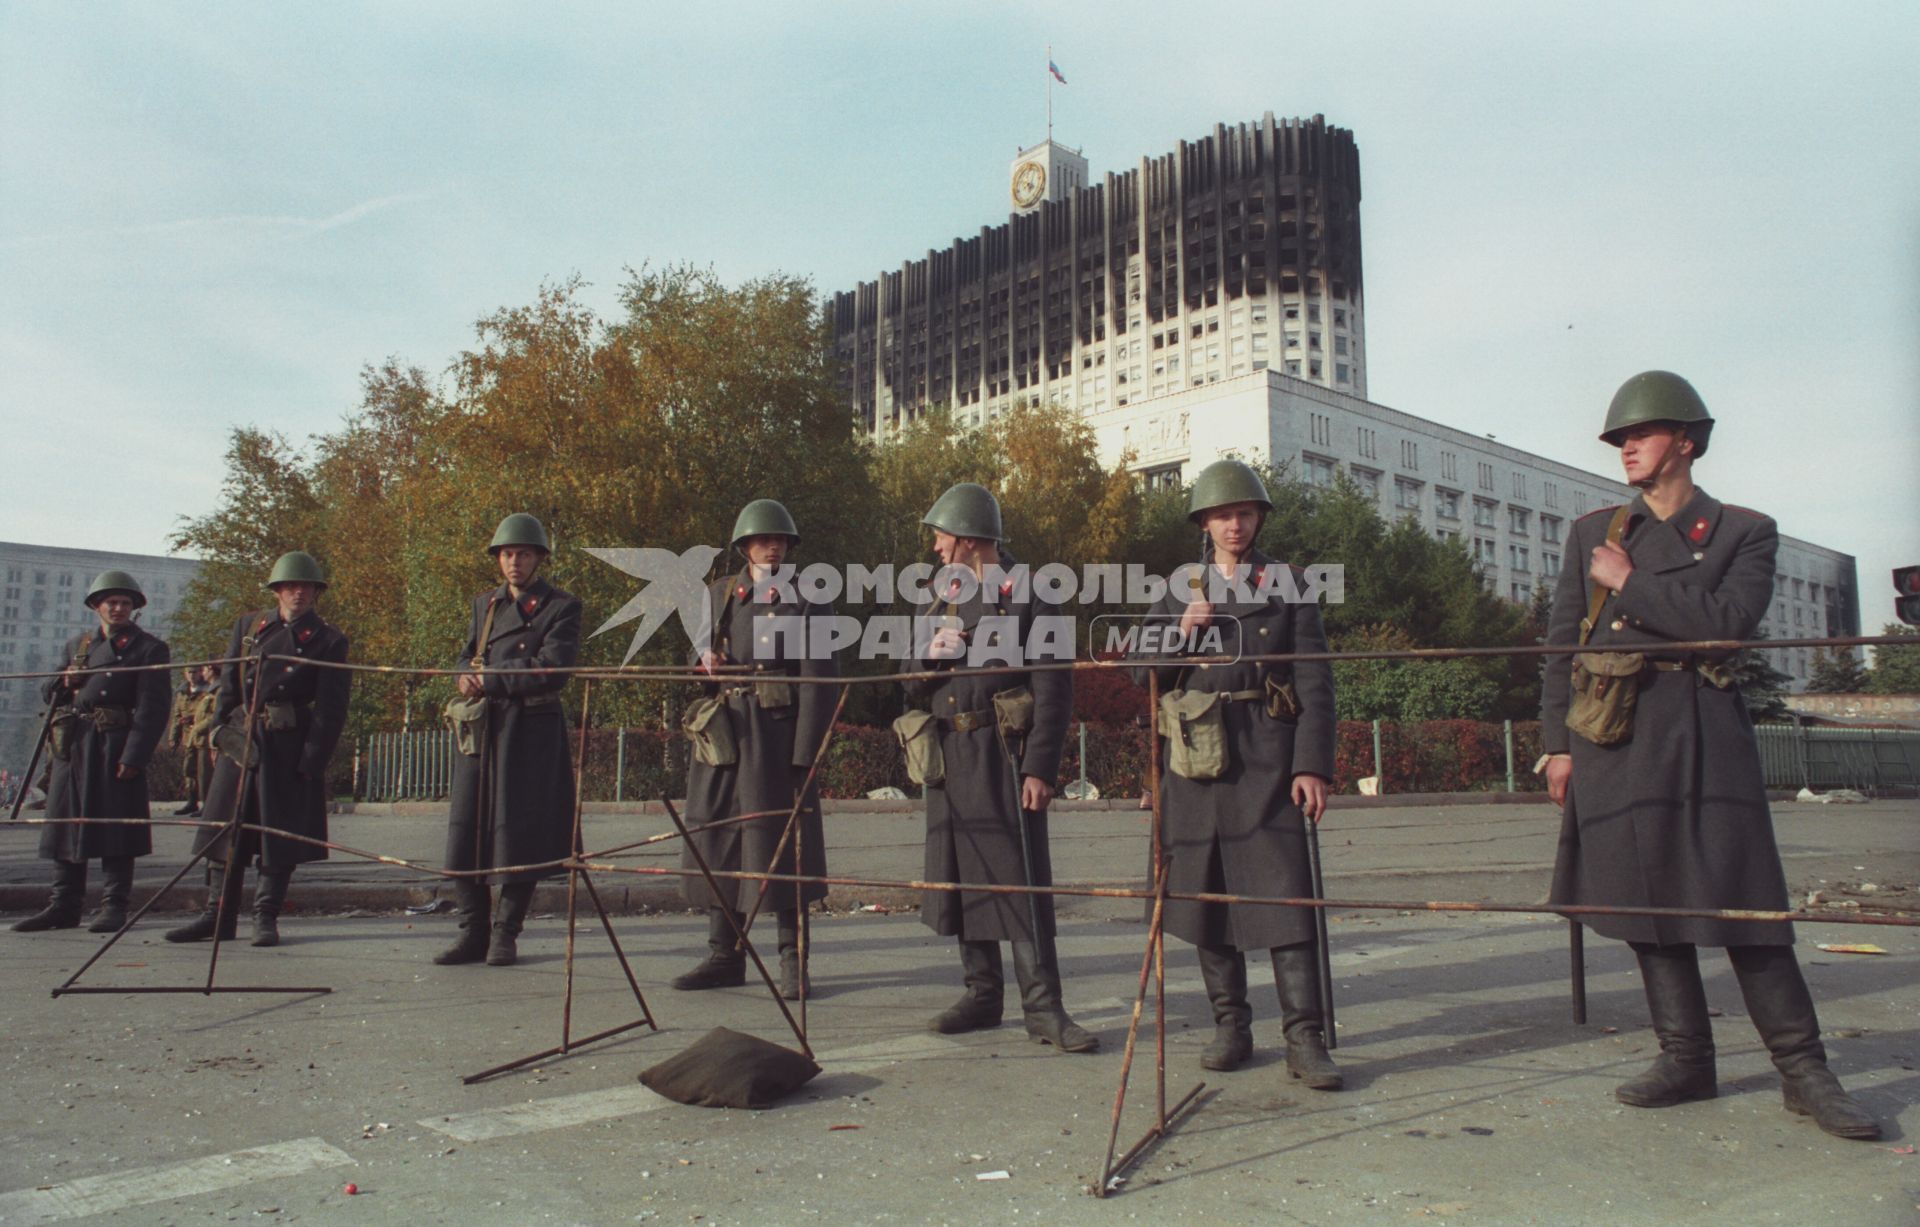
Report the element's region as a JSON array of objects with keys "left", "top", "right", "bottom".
[{"left": 1049, "top": 60, "right": 1067, "bottom": 84}]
